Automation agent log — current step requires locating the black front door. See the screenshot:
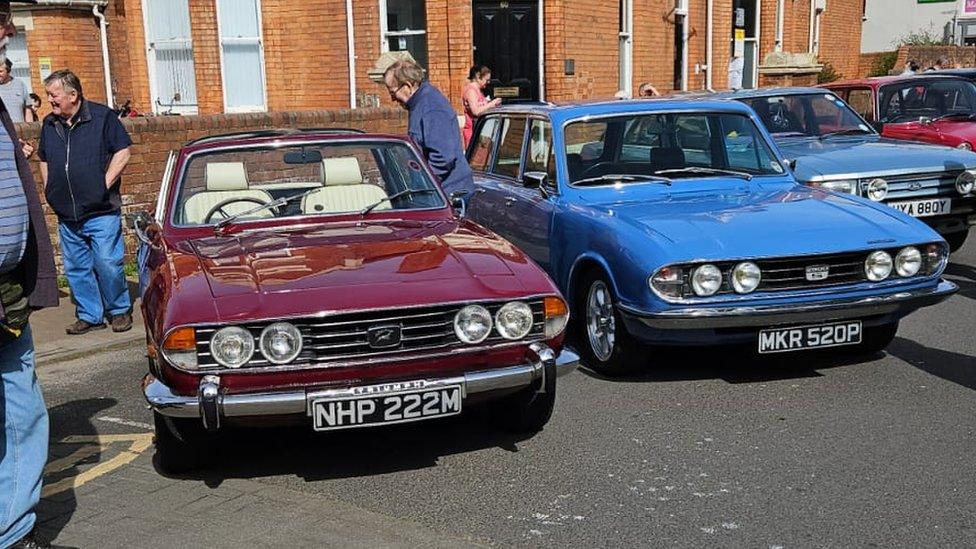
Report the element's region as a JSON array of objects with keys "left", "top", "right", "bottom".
[{"left": 473, "top": 1, "right": 539, "bottom": 102}]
